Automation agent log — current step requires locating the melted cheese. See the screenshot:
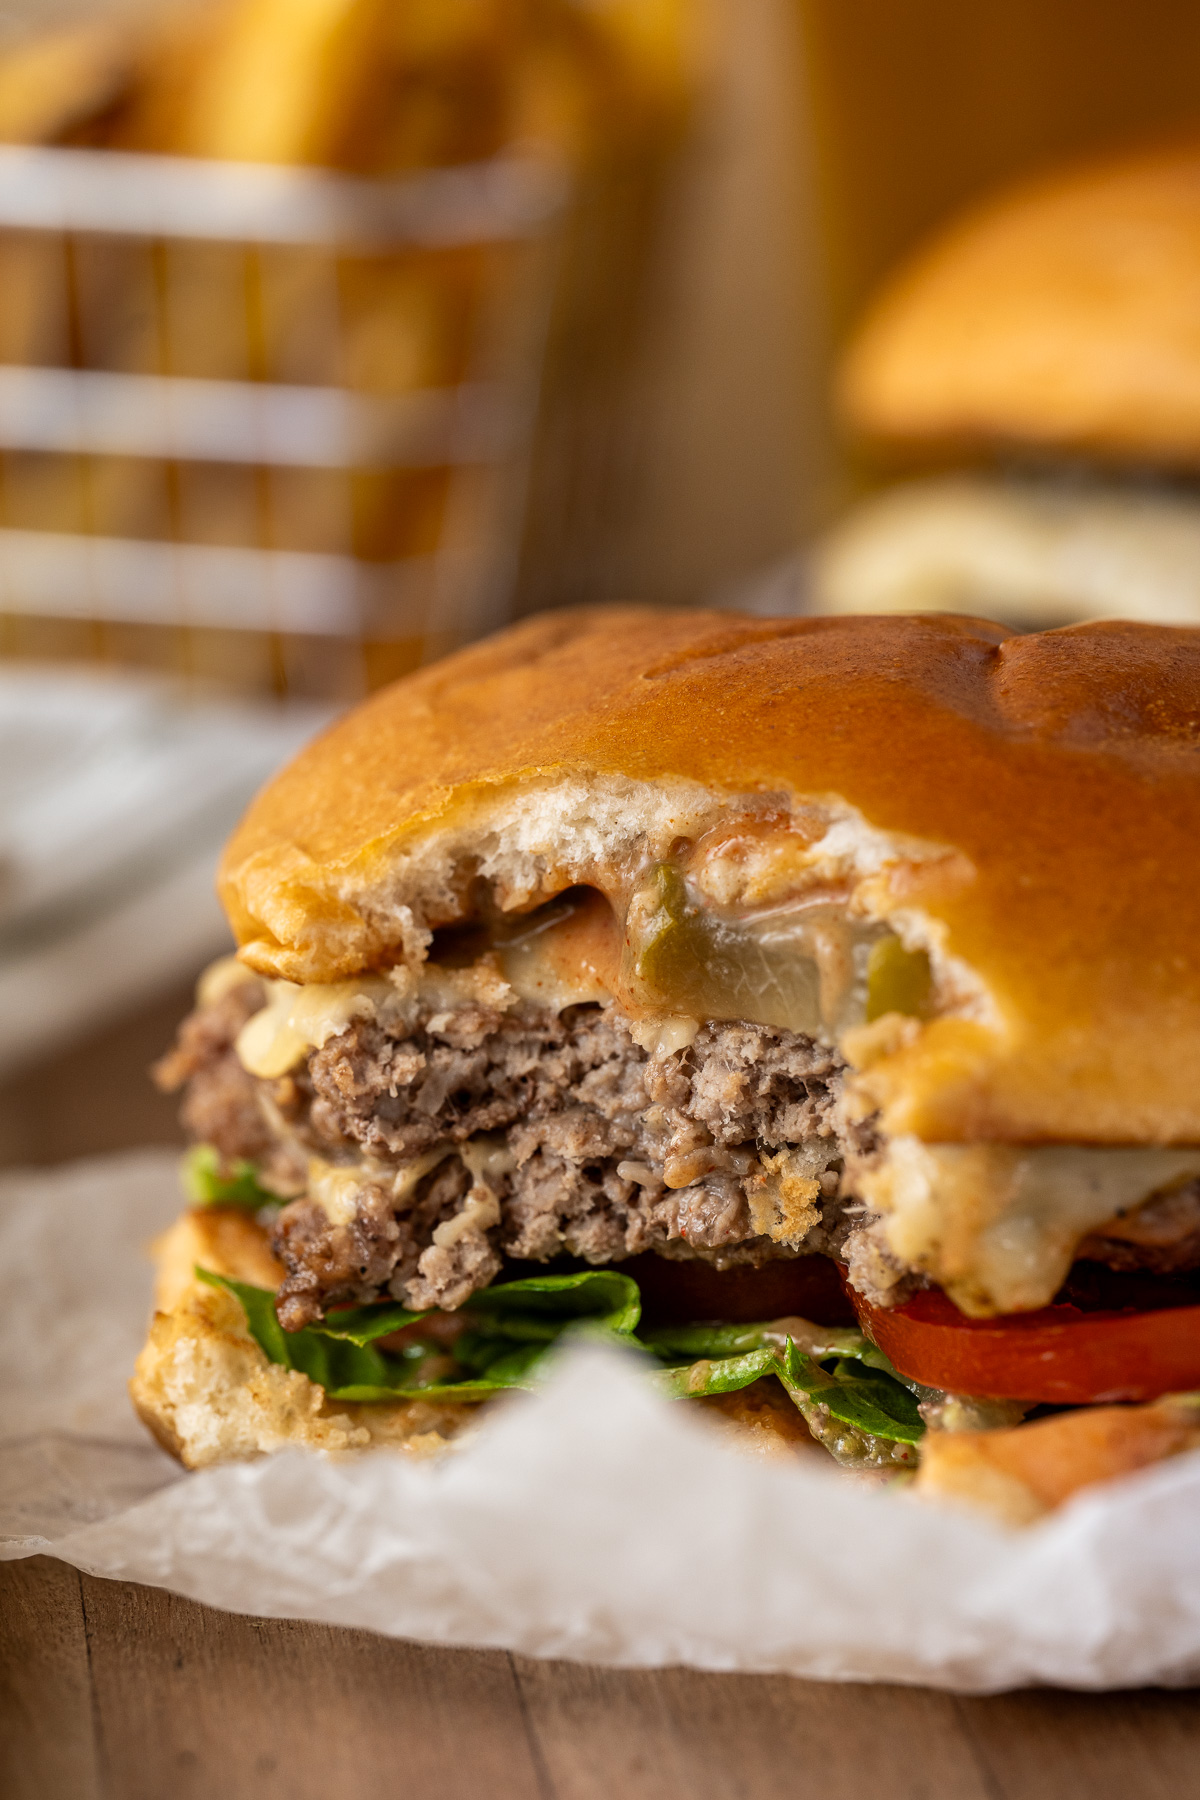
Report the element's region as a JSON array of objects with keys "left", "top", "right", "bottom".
[
  {"left": 432, "top": 1189, "right": 501, "bottom": 1248},
  {"left": 236, "top": 977, "right": 394, "bottom": 1078},
  {"left": 307, "top": 1158, "right": 369, "bottom": 1227},
  {"left": 196, "top": 953, "right": 255, "bottom": 1008},
  {"left": 308, "top": 1145, "right": 454, "bottom": 1226},
  {"left": 859, "top": 1139, "right": 1200, "bottom": 1316},
  {"left": 430, "top": 1137, "right": 515, "bottom": 1246},
  {"left": 459, "top": 1137, "right": 517, "bottom": 1186},
  {"left": 629, "top": 1016, "right": 700, "bottom": 1058},
  {"left": 306, "top": 1136, "right": 518, "bottom": 1235},
  {"left": 233, "top": 903, "right": 615, "bottom": 1082}
]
